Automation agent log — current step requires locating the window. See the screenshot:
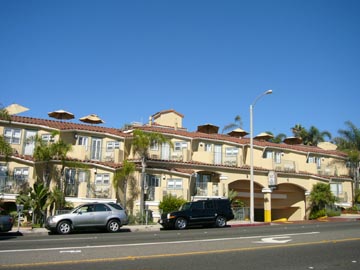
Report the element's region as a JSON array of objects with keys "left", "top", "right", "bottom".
[
  {"left": 4, "top": 128, "right": 21, "bottom": 144},
  {"left": 95, "top": 174, "right": 110, "bottom": 185},
  {"left": 174, "top": 141, "right": 187, "bottom": 151},
  {"left": 225, "top": 147, "right": 238, "bottom": 156},
  {"left": 167, "top": 179, "right": 183, "bottom": 190},
  {"left": 146, "top": 175, "right": 160, "bottom": 187},
  {"left": 275, "top": 152, "right": 281, "bottom": 164},
  {"left": 78, "top": 171, "right": 87, "bottom": 183},
  {"left": 77, "top": 136, "right": 89, "bottom": 149},
  {"left": 13, "top": 168, "right": 29, "bottom": 182},
  {"left": 0, "top": 164, "right": 8, "bottom": 187},
  {"left": 204, "top": 200, "right": 214, "bottom": 209},
  {"left": 265, "top": 150, "right": 273, "bottom": 159},
  {"left": 150, "top": 141, "right": 158, "bottom": 150},
  {"left": 94, "top": 204, "right": 109, "bottom": 212},
  {"left": 41, "top": 134, "right": 54, "bottom": 143},
  {"left": 264, "top": 150, "right": 281, "bottom": 163},
  {"left": 0, "top": 164, "right": 8, "bottom": 177},
  {"left": 330, "top": 183, "right": 343, "bottom": 197},
  {"left": 65, "top": 168, "right": 76, "bottom": 184},
  {"left": 106, "top": 141, "right": 120, "bottom": 151},
  {"left": 307, "top": 156, "right": 322, "bottom": 168},
  {"left": 191, "top": 201, "right": 203, "bottom": 210},
  {"left": 205, "top": 143, "right": 212, "bottom": 152}
]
